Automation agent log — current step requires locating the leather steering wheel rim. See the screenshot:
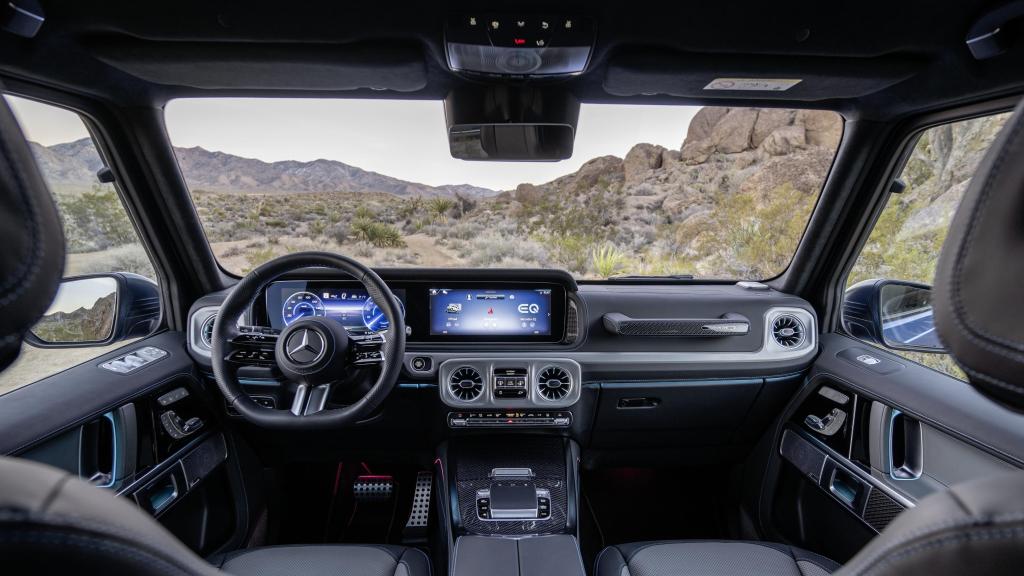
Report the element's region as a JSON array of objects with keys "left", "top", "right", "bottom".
[{"left": 211, "top": 252, "right": 405, "bottom": 429}]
